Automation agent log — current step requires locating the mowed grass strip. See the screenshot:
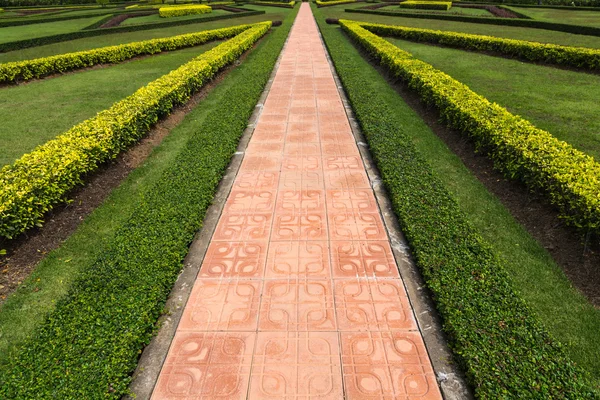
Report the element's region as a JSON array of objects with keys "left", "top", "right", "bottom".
[
  {"left": 0, "top": 8, "right": 295, "bottom": 398},
  {"left": 315, "top": 7, "right": 599, "bottom": 398},
  {"left": 386, "top": 37, "right": 600, "bottom": 162},
  {"left": 0, "top": 42, "right": 219, "bottom": 167},
  {"left": 0, "top": 15, "right": 107, "bottom": 44},
  {"left": 506, "top": 6, "right": 600, "bottom": 28}
]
